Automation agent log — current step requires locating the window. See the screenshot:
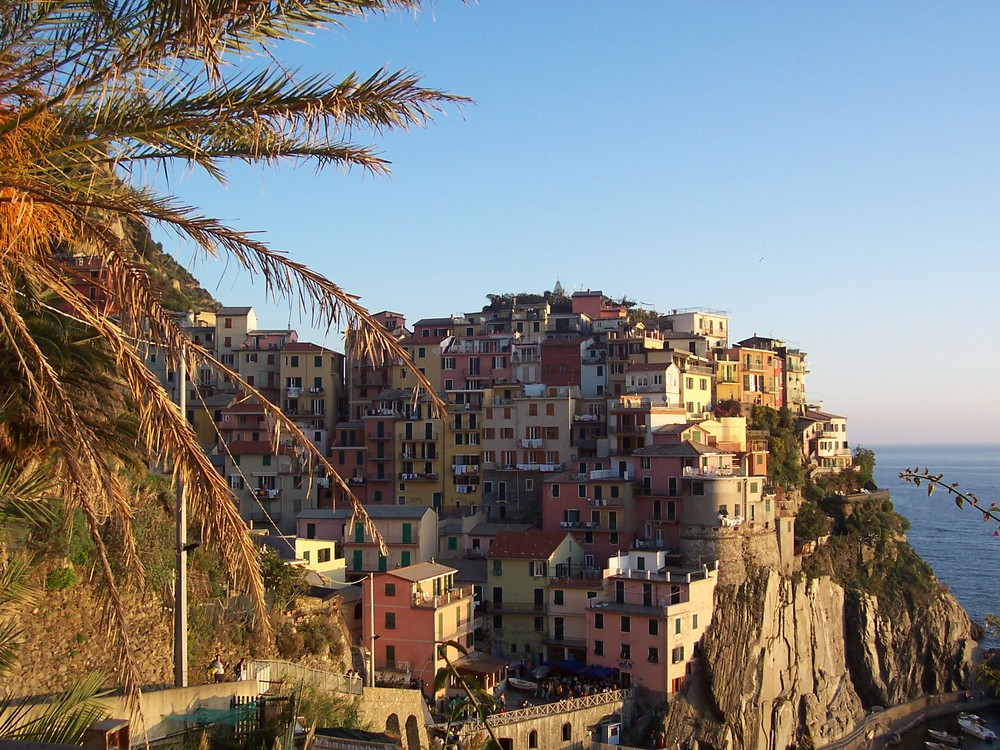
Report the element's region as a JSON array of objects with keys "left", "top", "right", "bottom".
[
  {"left": 692, "top": 613, "right": 699, "bottom": 629},
  {"left": 262, "top": 455, "right": 272, "bottom": 466},
  {"left": 594, "top": 640, "right": 604, "bottom": 656},
  {"left": 317, "top": 547, "right": 331, "bottom": 563},
  {"left": 492, "top": 560, "right": 502, "bottom": 576},
  {"left": 553, "top": 590, "right": 564, "bottom": 606},
  {"left": 224, "top": 318, "right": 232, "bottom": 329},
  {"left": 692, "top": 481, "right": 704, "bottom": 496},
  {"left": 385, "top": 645, "right": 396, "bottom": 669},
  {"left": 290, "top": 356, "right": 299, "bottom": 367},
  {"left": 649, "top": 618, "right": 658, "bottom": 635},
  {"left": 578, "top": 484, "right": 587, "bottom": 498},
  {"left": 529, "top": 403, "right": 538, "bottom": 416},
  {"left": 533, "top": 617, "right": 543, "bottom": 632},
  {"left": 530, "top": 561, "right": 547, "bottom": 577},
  {"left": 552, "top": 484, "right": 560, "bottom": 498},
  {"left": 385, "top": 612, "right": 396, "bottom": 629},
  {"left": 675, "top": 617, "right": 682, "bottom": 634},
  {"left": 448, "top": 537, "right": 458, "bottom": 550},
  {"left": 648, "top": 647, "right": 659, "bottom": 663},
  {"left": 546, "top": 403, "right": 554, "bottom": 416},
  {"left": 621, "top": 616, "right": 631, "bottom": 632},
  {"left": 528, "top": 730, "right": 538, "bottom": 749},
  {"left": 672, "top": 646, "right": 685, "bottom": 663},
  {"left": 595, "top": 613, "right": 604, "bottom": 629},
  {"left": 620, "top": 644, "right": 631, "bottom": 660},
  {"left": 562, "top": 723, "right": 572, "bottom": 742},
  {"left": 384, "top": 583, "right": 395, "bottom": 597},
  {"left": 305, "top": 523, "right": 316, "bottom": 539},
  {"left": 525, "top": 479, "right": 534, "bottom": 491}
]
